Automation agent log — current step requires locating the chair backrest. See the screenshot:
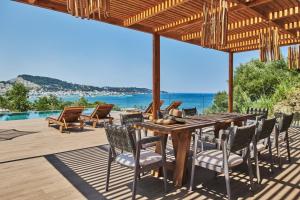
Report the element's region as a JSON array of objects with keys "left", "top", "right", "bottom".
[
  {"left": 256, "top": 118, "right": 276, "bottom": 140},
  {"left": 144, "top": 100, "right": 164, "bottom": 114},
  {"left": 247, "top": 107, "right": 268, "bottom": 119},
  {"left": 92, "top": 104, "right": 114, "bottom": 119},
  {"left": 227, "top": 125, "right": 256, "bottom": 152},
  {"left": 57, "top": 106, "right": 84, "bottom": 122},
  {"left": 182, "top": 107, "right": 198, "bottom": 117},
  {"left": 165, "top": 101, "right": 182, "bottom": 112},
  {"left": 278, "top": 113, "right": 294, "bottom": 133},
  {"left": 104, "top": 124, "right": 136, "bottom": 155},
  {"left": 120, "top": 113, "right": 144, "bottom": 126}
]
